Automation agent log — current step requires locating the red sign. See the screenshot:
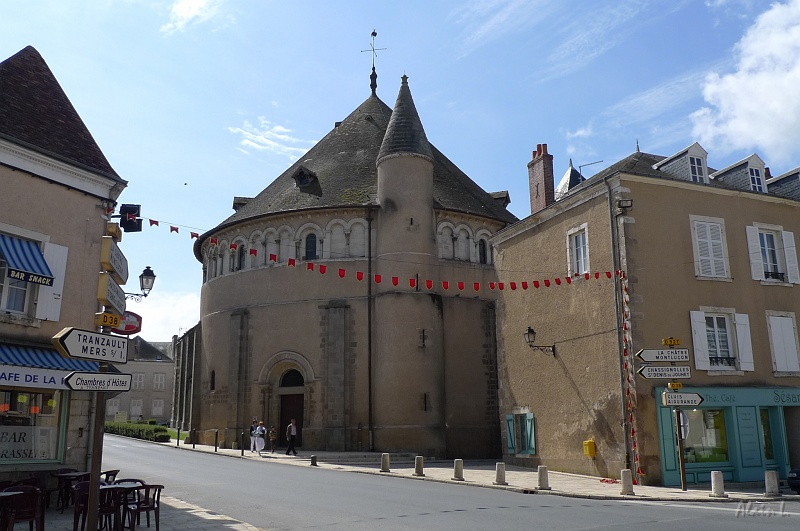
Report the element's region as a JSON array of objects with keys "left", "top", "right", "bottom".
[{"left": 111, "top": 311, "right": 142, "bottom": 335}]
